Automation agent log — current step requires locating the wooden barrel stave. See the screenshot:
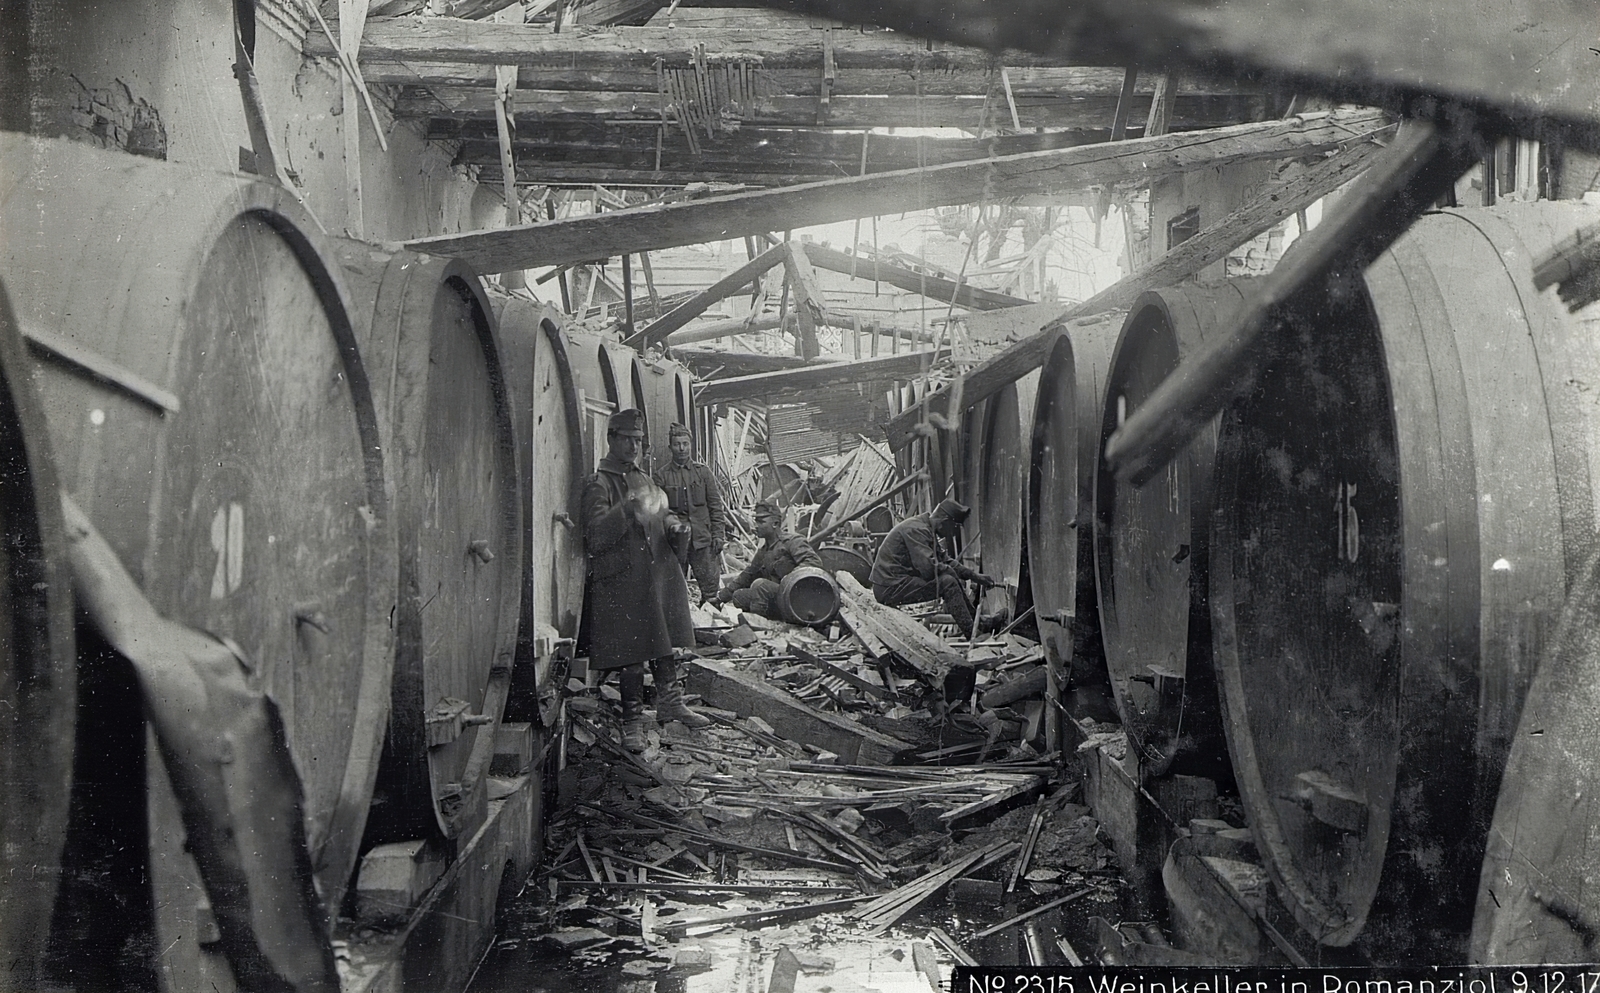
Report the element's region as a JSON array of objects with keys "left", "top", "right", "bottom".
[
  {"left": 1027, "top": 317, "right": 1119, "bottom": 686},
  {"left": 975, "top": 372, "right": 1039, "bottom": 621},
  {"left": 1096, "top": 283, "right": 1246, "bottom": 778},
  {"left": 1212, "top": 203, "right": 1600, "bottom": 960},
  {"left": 0, "top": 273, "right": 76, "bottom": 988},
  {"left": 0, "top": 135, "right": 396, "bottom": 977},
  {"left": 333, "top": 242, "right": 523, "bottom": 844},
  {"left": 496, "top": 300, "right": 586, "bottom": 644}
]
